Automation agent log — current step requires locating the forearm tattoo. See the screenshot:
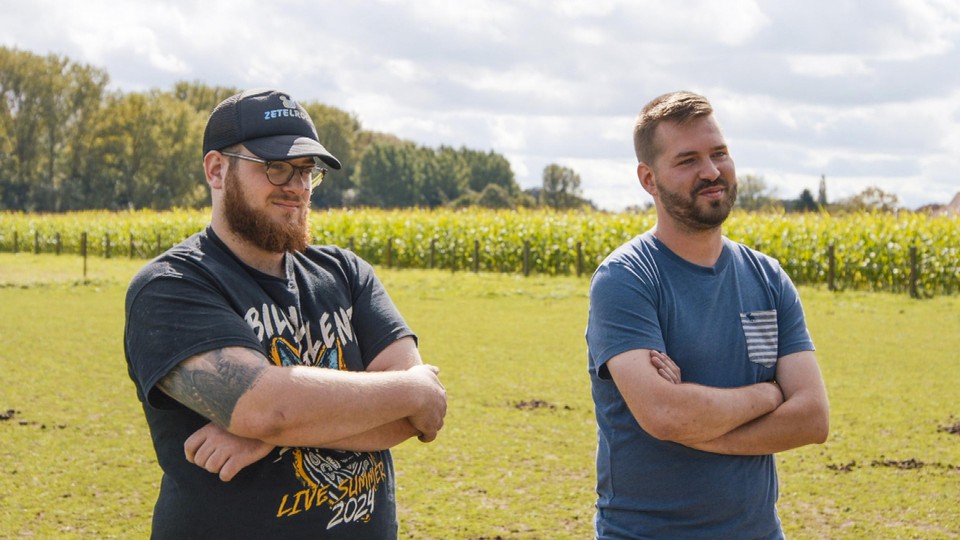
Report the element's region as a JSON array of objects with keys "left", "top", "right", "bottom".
[{"left": 158, "top": 349, "right": 268, "bottom": 427}]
